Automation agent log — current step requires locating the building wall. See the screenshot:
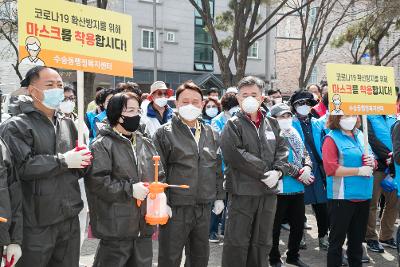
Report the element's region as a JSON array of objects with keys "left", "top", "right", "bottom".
[{"left": 272, "top": 2, "right": 400, "bottom": 95}]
